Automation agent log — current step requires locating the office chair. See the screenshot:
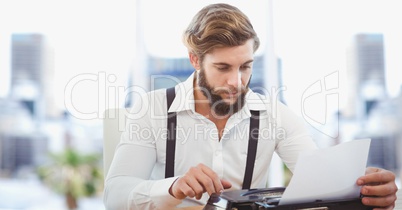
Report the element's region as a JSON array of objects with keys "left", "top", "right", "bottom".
[{"left": 102, "top": 108, "right": 128, "bottom": 177}]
